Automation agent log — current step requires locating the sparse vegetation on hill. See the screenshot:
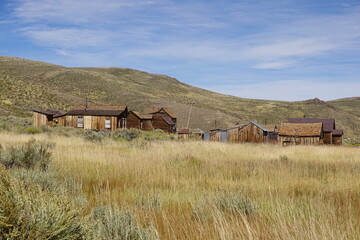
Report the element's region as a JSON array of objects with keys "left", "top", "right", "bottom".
[{"left": 0, "top": 56, "right": 359, "bottom": 137}]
